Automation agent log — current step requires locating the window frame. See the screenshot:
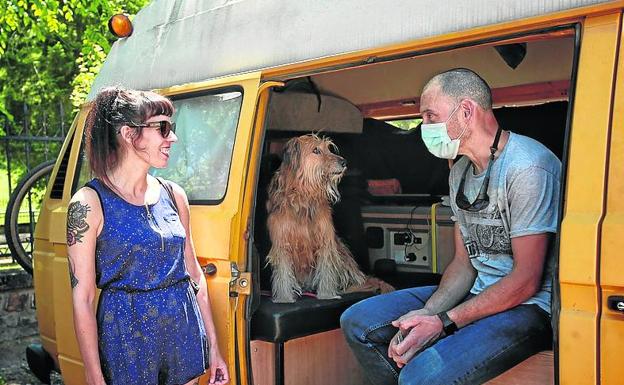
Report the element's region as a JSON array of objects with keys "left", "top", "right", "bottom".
[{"left": 159, "top": 85, "right": 245, "bottom": 205}]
